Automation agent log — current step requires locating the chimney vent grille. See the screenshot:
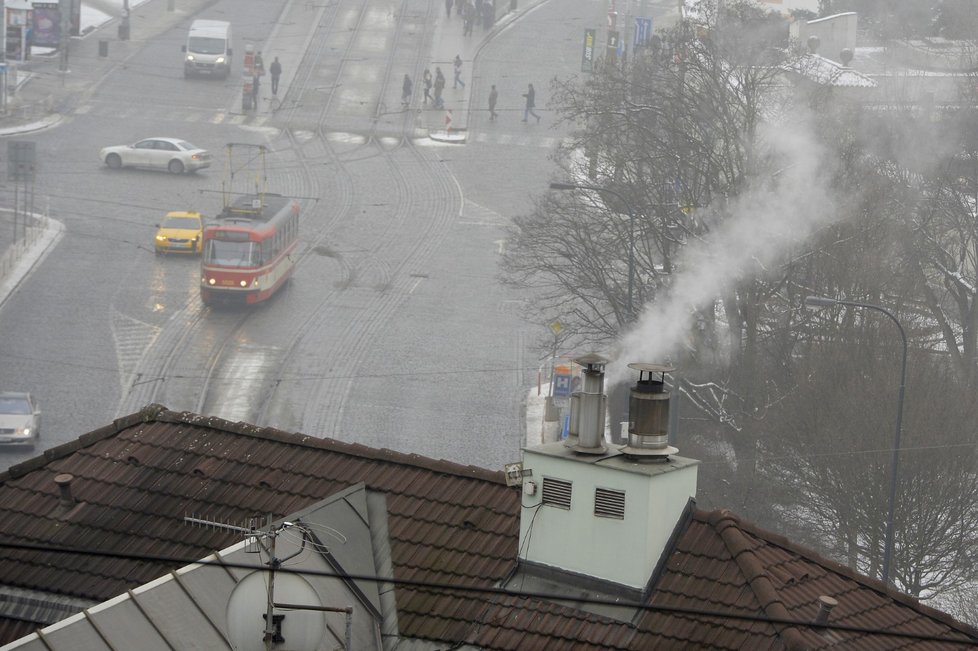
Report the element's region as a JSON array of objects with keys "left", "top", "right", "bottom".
[
  {"left": 594, "top": 487, "right": 625, "bottom": 519},
  {"left": 541, "top": 477, "right": 572, "bottom": 510}
]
